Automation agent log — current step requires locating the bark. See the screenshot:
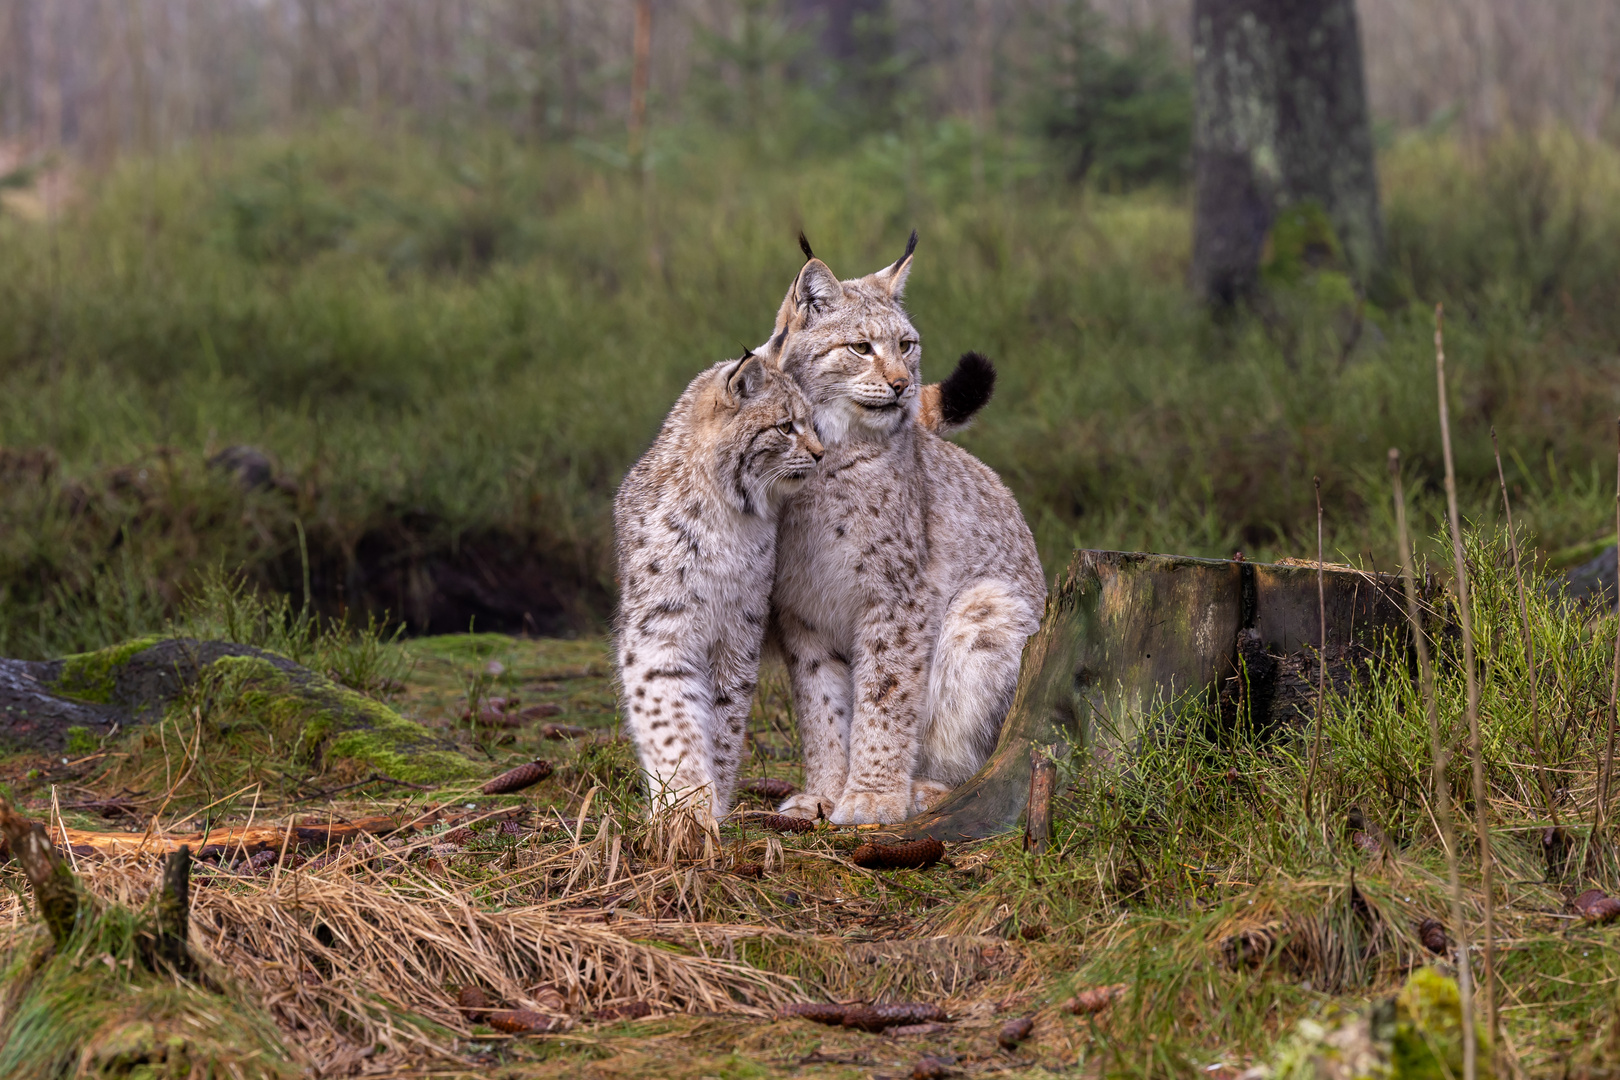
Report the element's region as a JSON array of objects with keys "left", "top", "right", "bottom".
[
  {"left": 908, "top": 551, "right": 1430, "bottom": 842},
  {"left": 1191, "top": 0, "right": 1383, "bottom": 304},
  {"left": 1023, "top": 748, "right": 1055, "bottom": 855}
]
